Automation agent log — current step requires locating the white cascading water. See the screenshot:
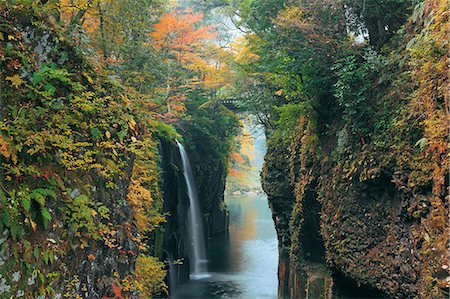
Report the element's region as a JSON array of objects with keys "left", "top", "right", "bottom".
[
  {"left": 176, "top": 140, "right": 209, "bottom": 279},
  {"left": 167, "top": 256, "right": 176, "bottom": 292}
]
